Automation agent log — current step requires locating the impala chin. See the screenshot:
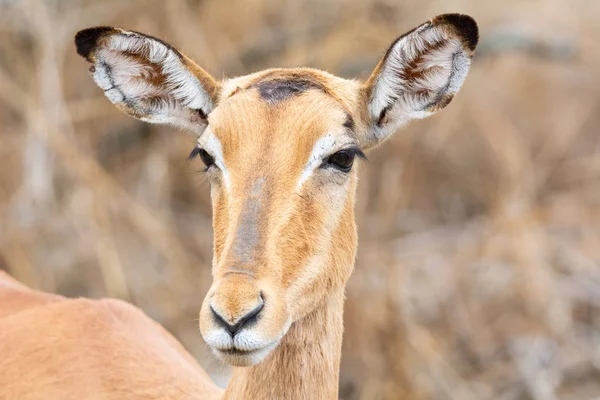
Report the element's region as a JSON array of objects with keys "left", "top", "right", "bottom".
[
  {"left": 202, "top": 322, "right": 290, "bottom": 366},
  {"left": 214, "top": 339, "right": 281, "bottom": 367}
]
